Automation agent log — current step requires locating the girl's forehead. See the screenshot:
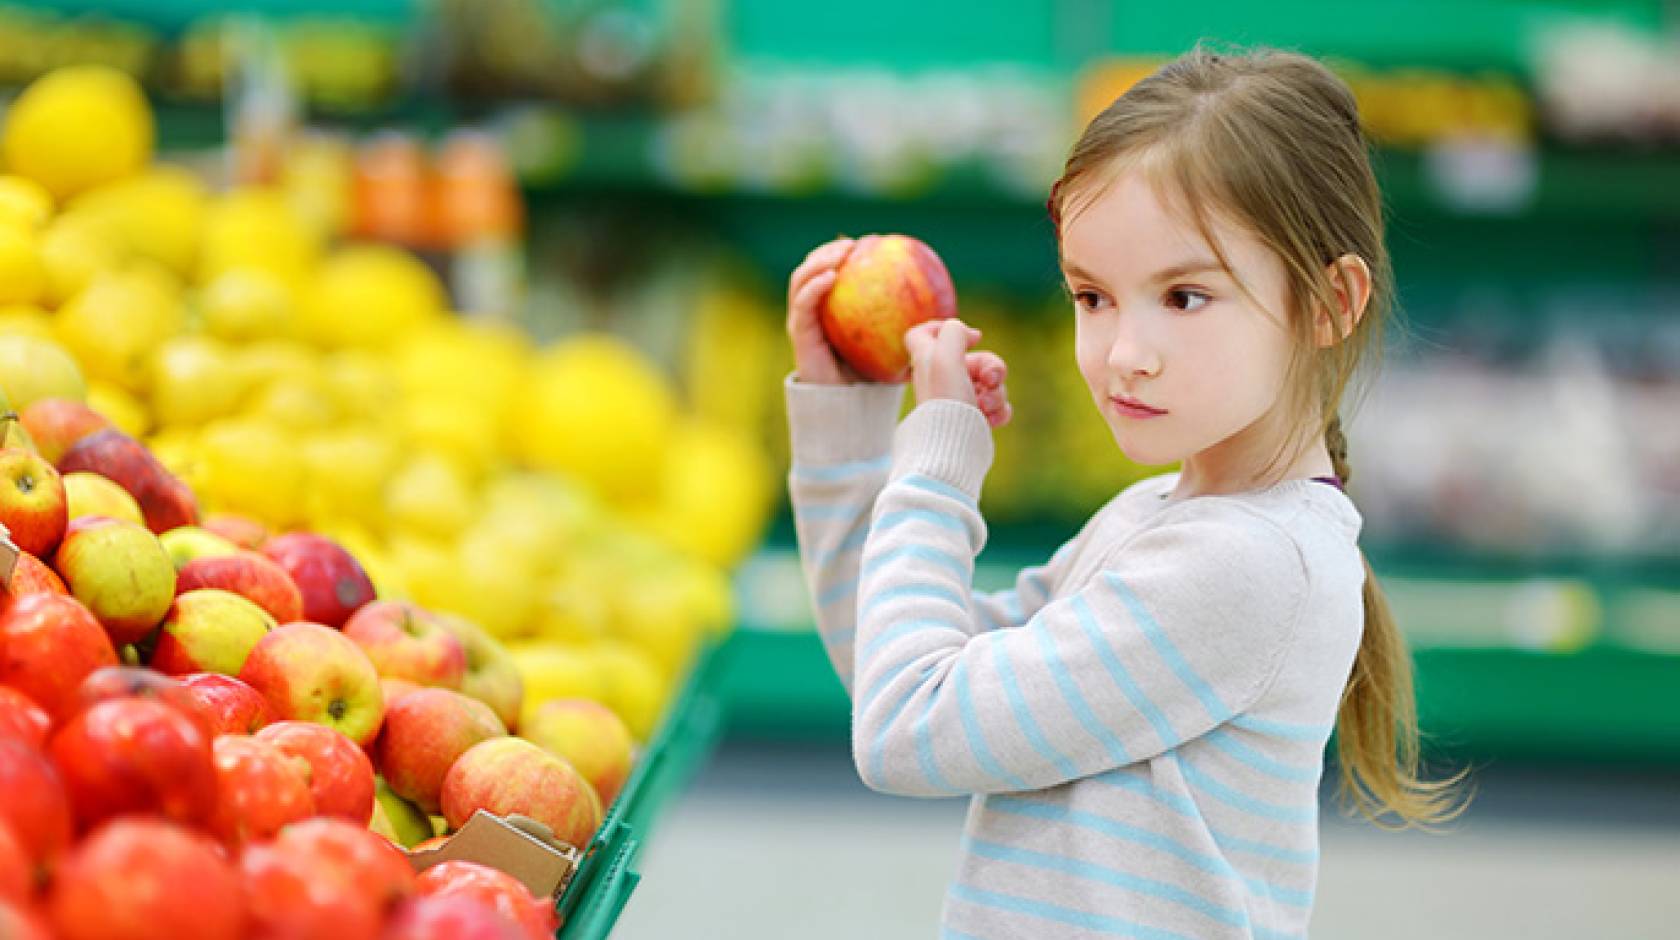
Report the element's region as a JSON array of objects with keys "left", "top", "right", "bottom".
[{"left": 1060, "top": 169, "right": 1267, "bottom": 284}]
